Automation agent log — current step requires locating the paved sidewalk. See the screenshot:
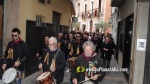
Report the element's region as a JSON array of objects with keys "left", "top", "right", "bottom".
[
  {"left": 22, "top": 56, "right": 128, "bottom": 84},
  {"left": 100, "top": 56, "right": 128, "bottom": 84}
]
